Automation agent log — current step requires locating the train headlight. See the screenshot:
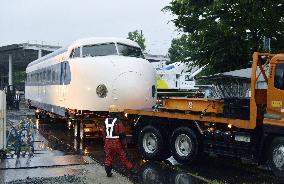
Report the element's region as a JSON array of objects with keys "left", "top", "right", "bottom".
[{"left": 96, "top": 84, "right": 108, "bottom": 98}]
